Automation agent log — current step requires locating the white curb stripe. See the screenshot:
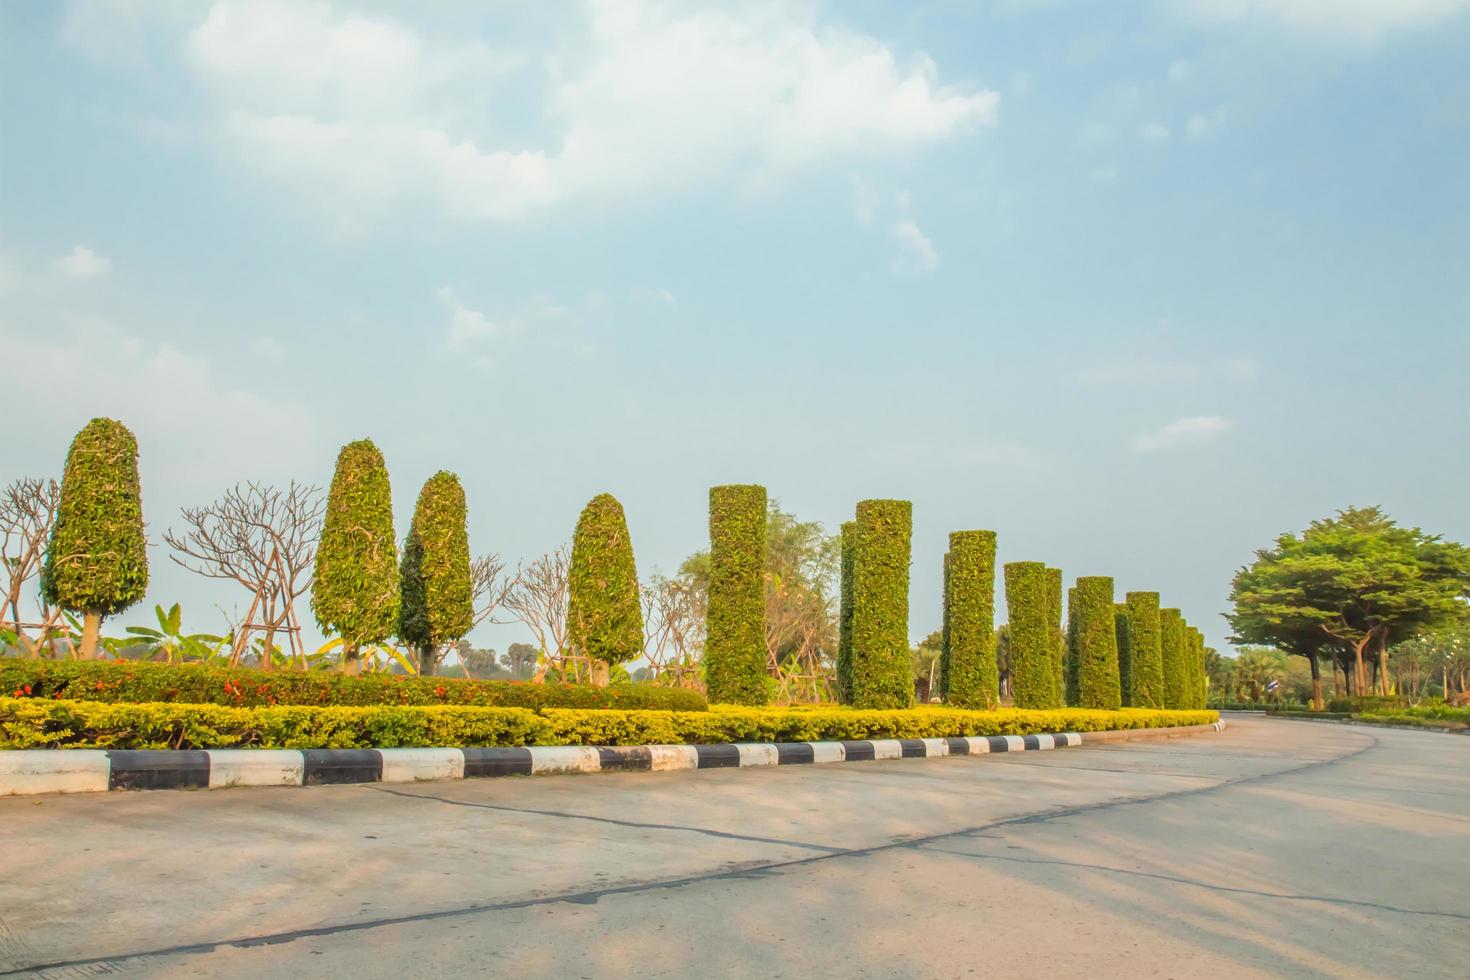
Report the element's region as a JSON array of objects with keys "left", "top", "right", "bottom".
[
  {"left": 808, "top": 741, "right": 846, "bottom": 764},
  {"left": 1002, "top": 735, "right": 1025, "bottom": 752},
  {"left": 647, "top": 745, "right": 699, "bottom": 771},
  {"left": 0, "top": 750, "right": 111, "bottom": 795},
  {"left": 207, "top": 750, "right": 305, "bottom": 789},
  {"left": 869, "top": 739, "right": 904, "bottom": 760},
  {"left": 1035, "top": 734, "right": 1056, "bottom": 750},
  {"left": 529, "top": 746, "right": 601, "bottom": 775},
  {"left": 964, "top": 736, "right": 992, "bottom": 754},
  {"left": 379, "top": 748, "right": 465, "bottom": 784},
  {"left": 735, "top": 744, "right": 780, "bottom": 767},
  {"left": 921, "top": 738, "right": 950, "bottom": 757}
]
